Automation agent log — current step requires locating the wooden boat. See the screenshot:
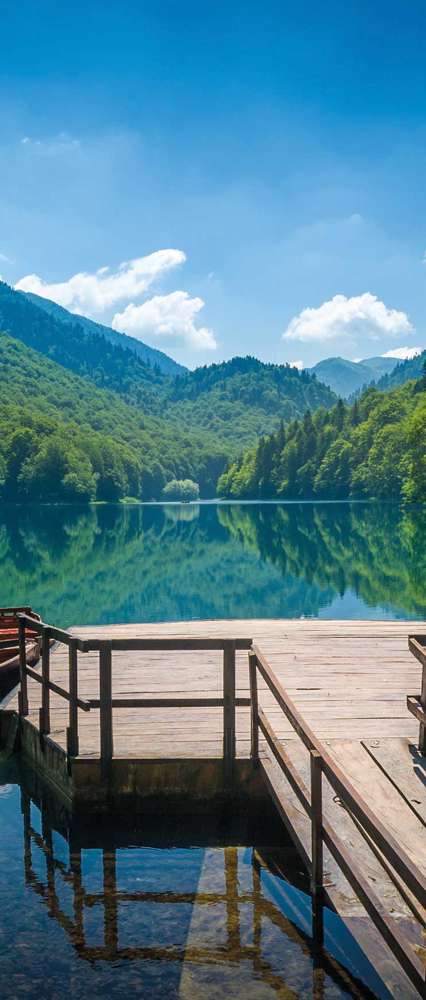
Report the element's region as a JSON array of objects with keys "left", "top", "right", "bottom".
[{"left": 0, "top": 606, "right": 41, "bottom": 681}]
